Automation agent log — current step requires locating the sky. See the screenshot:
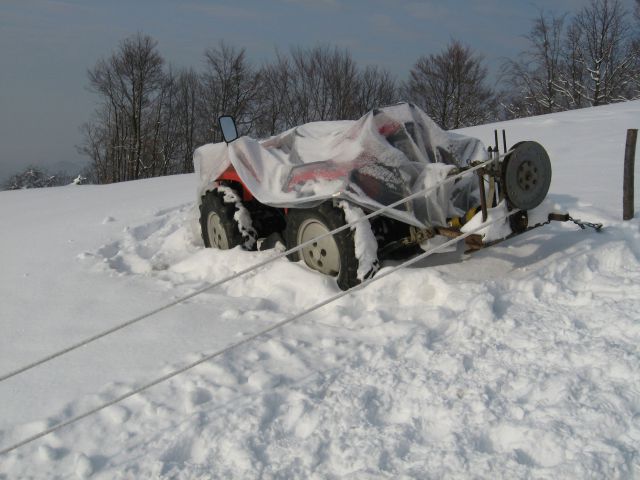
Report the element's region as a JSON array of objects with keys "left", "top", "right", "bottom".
[{"left": 0, "top": 0, "right": 630, "bottom": 184}]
